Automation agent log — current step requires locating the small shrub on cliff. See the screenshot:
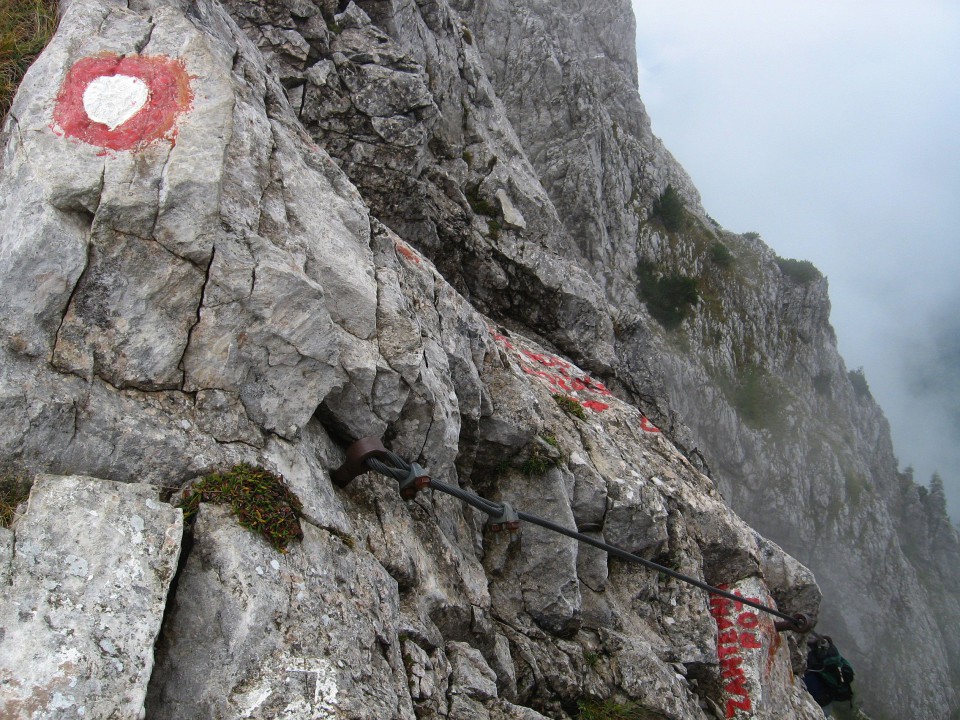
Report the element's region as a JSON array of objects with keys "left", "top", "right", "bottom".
[
  {"left": 0, "top": 474, "right": 32, "bottom": 528},
  {"left": 1, "top": 0, "right": 59, "bottom": 118},
  {"left": 813, "top": 372, "right": 832, "bottom": 397},
  {"left": 848, "top": 367, "right": 872, "bottom": 399},
  {"left": 775, "top": 255, "right": 822, "bottom": 283},
  {"left": 709, "top": 241, "right": 735, "bottom": 269},
  {"left": 845, "top": 471, "right": 870, "bottom": 505},
  {"left": 180, "top": 464, "right": 303, "bottom": 552},
  {"left": 730, "top": 367, "right": 785, "bottom": 431},
  {"left": 637, "top": 262, "right": 699, "bottom": 329},
  {"left": 651, "top": 185, "right": 686, "bottom": 231}
]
